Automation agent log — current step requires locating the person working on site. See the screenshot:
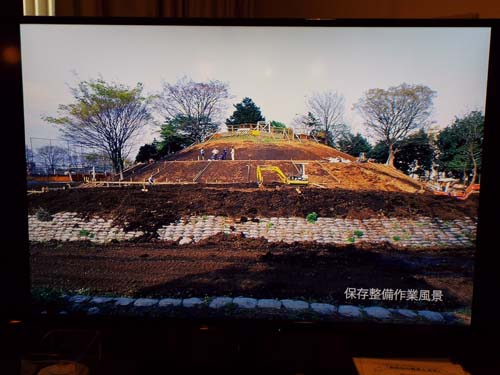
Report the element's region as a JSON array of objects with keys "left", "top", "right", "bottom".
[
  {"left": 211, "top": 148, "right": 219, "bottom": 160},
  {"left": 221, "top": 148, "right": 227, "bottom": 160},
  {"left": 200, "top": 148, "right": 205, "bottom": 160},
  {"left": 230, "top": 146, "right": 235, "bottom": 160}
]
